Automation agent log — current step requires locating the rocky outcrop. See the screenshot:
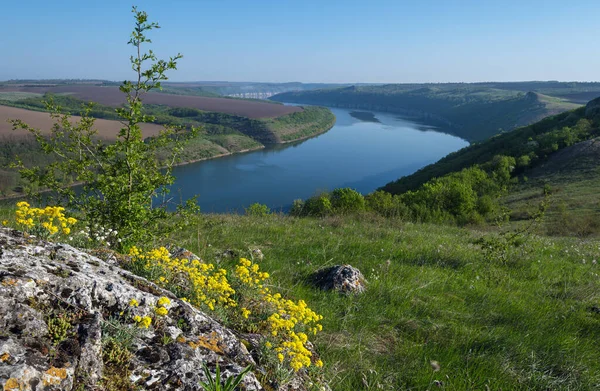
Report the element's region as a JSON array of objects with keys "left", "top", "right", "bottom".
[
  {"left": 311, "top": 265, "right": 366, "bottom": 294},
  {"left": 0, "top": 228, "right": 262, "bottom": 390}
]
